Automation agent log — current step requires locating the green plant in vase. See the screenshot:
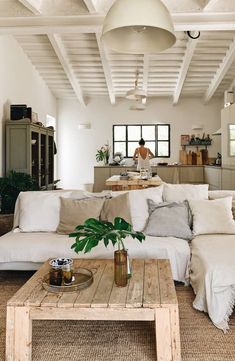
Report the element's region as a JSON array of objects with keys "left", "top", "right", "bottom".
[
  {"left": 69, "top": 217, "right": 145, "bottom": 287},
  {"left": 95, "top": 143, "right": 110, "bottom": 165}
]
